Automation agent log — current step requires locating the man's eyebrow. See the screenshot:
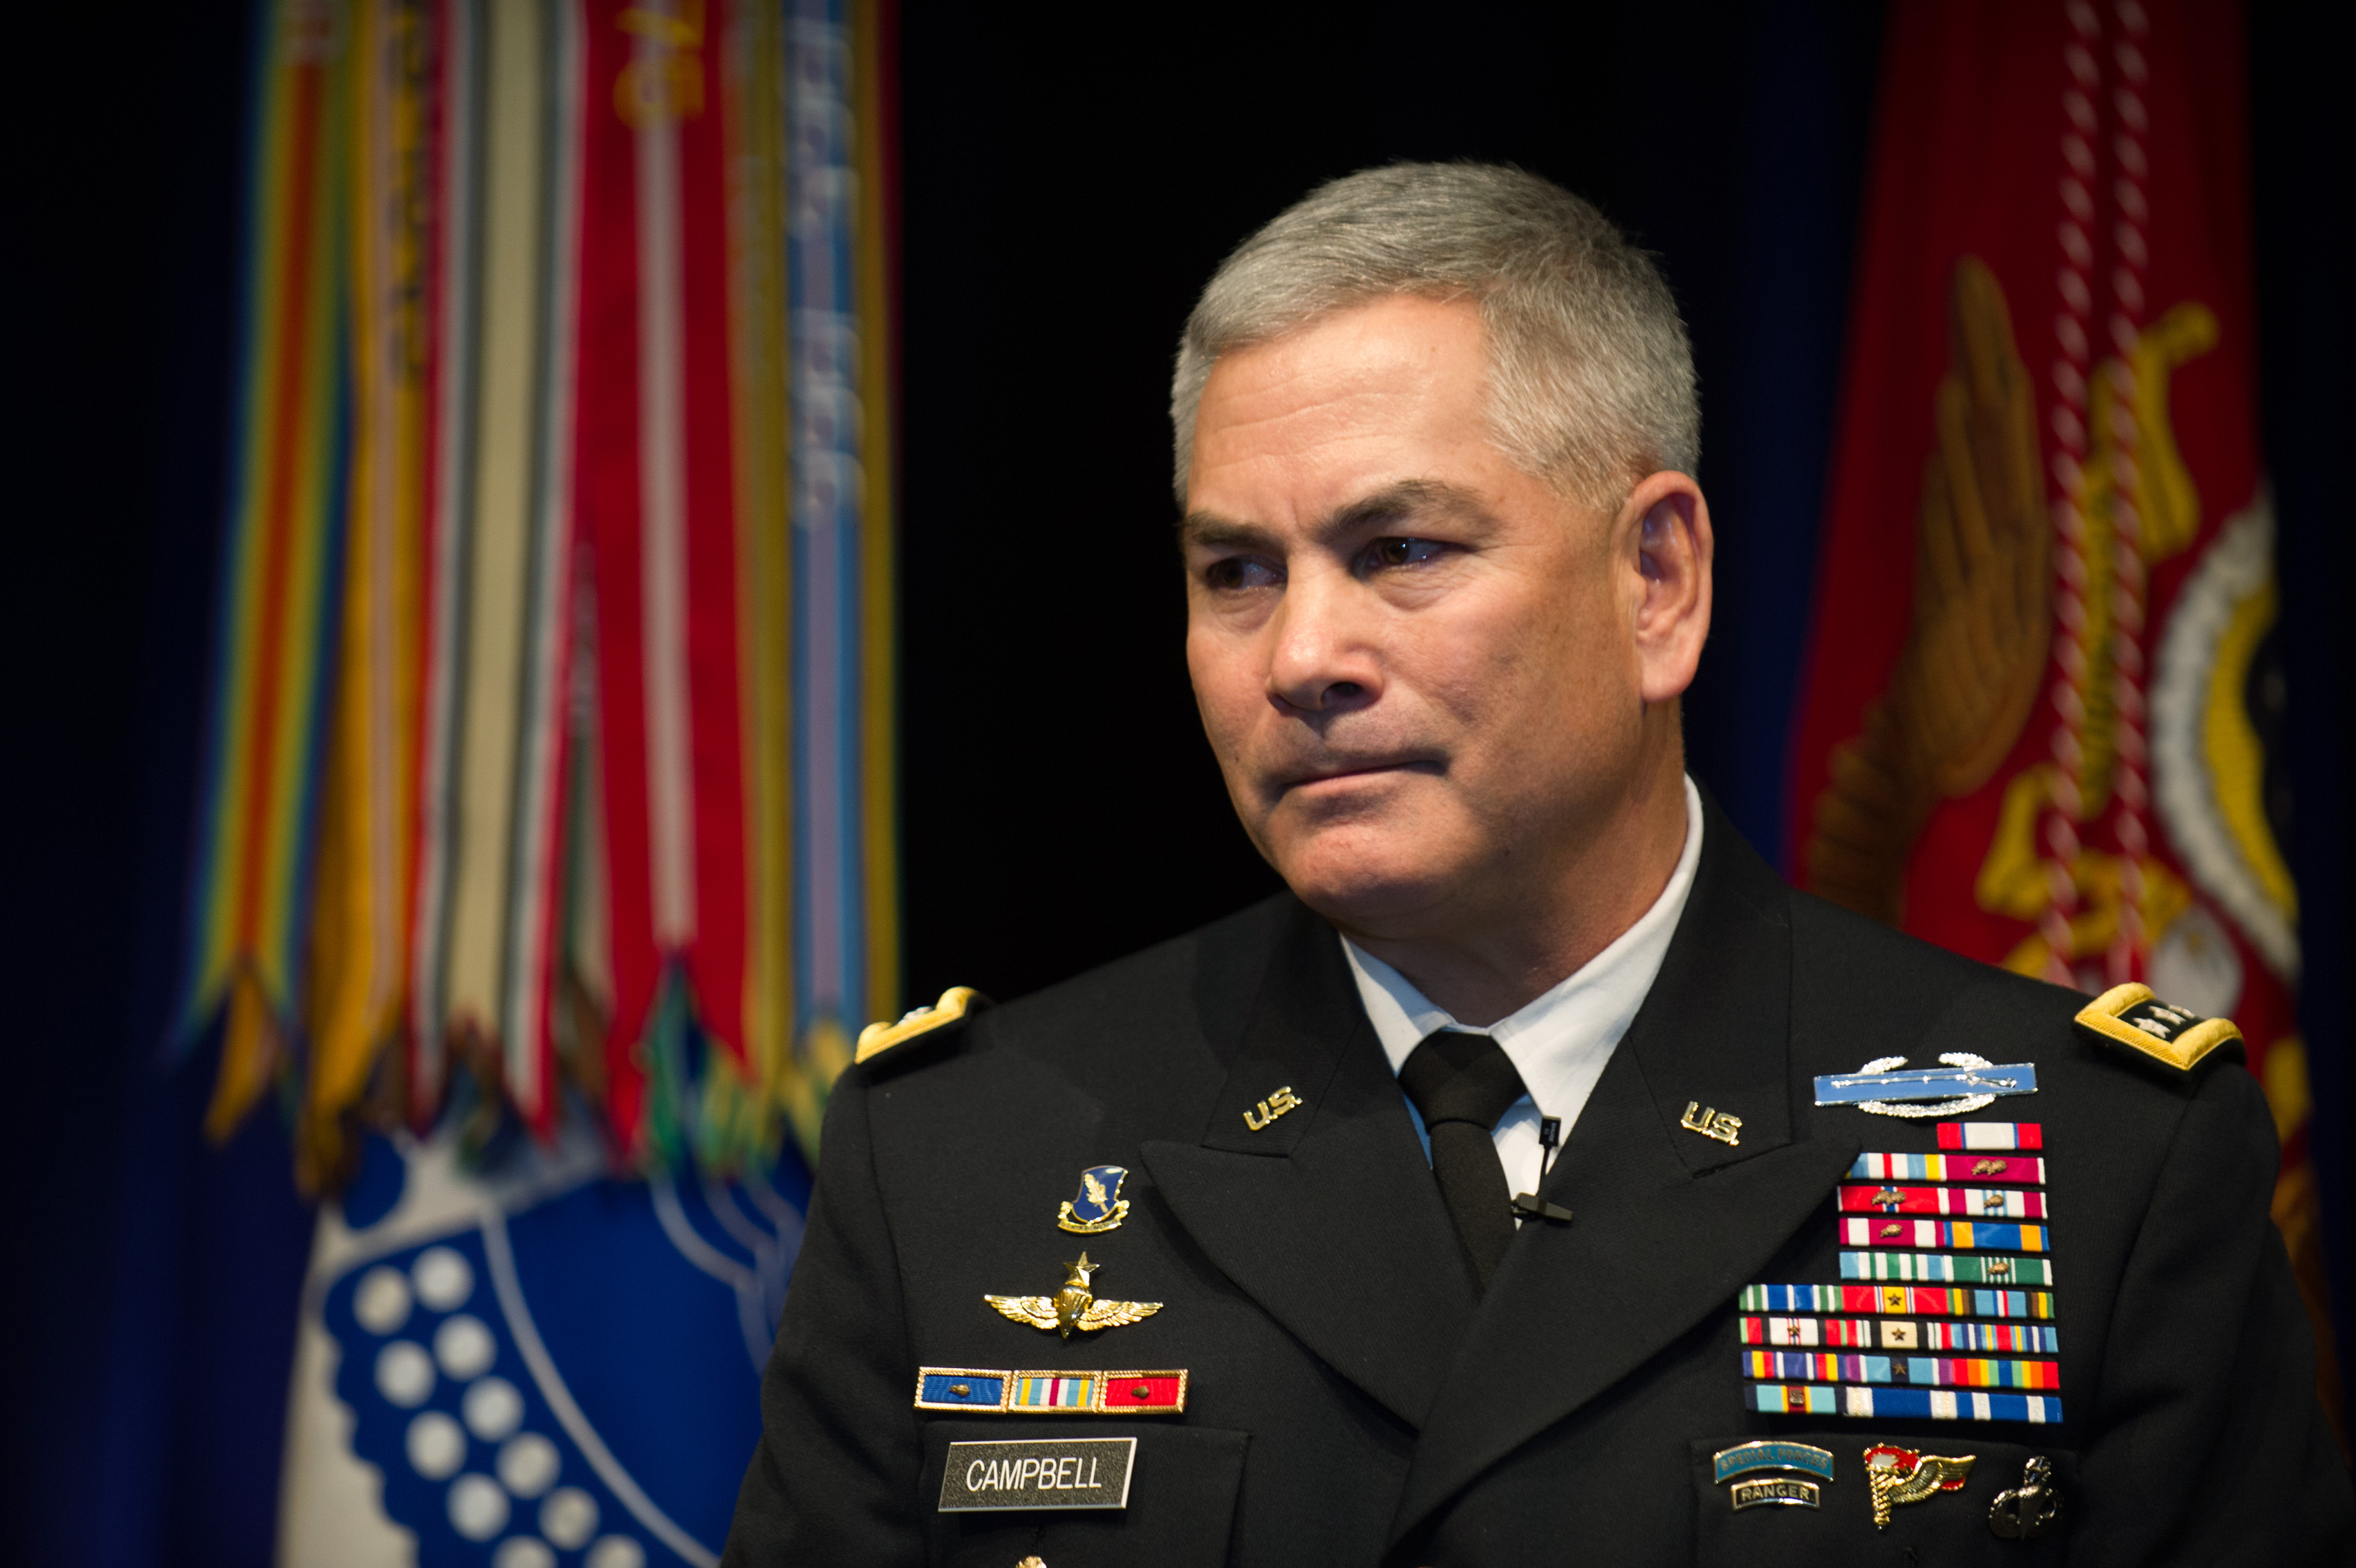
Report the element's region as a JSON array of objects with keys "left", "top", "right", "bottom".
[
  {"left": 1318, "top": 478, "right": 1494, "bottom": 540},
  {"left": 1178, "top": 480, "right": 1495, "bottom": 553},
  {"left": 1177, "top": 511, "right": 1272, "bottom": 552}
]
